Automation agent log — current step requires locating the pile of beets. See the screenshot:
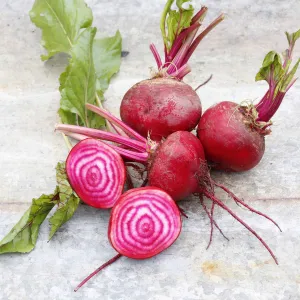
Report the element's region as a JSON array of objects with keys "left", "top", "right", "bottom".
[{"left": 56, "top": 2, "right": 300, "bottom": 291}]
